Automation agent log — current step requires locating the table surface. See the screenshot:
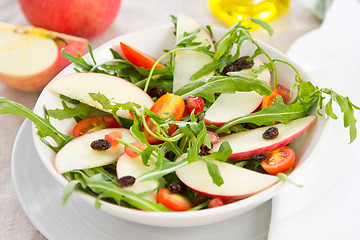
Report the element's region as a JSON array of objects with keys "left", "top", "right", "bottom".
[{"left": 0, "top": 0, "right": 321, "bottom": 239}]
